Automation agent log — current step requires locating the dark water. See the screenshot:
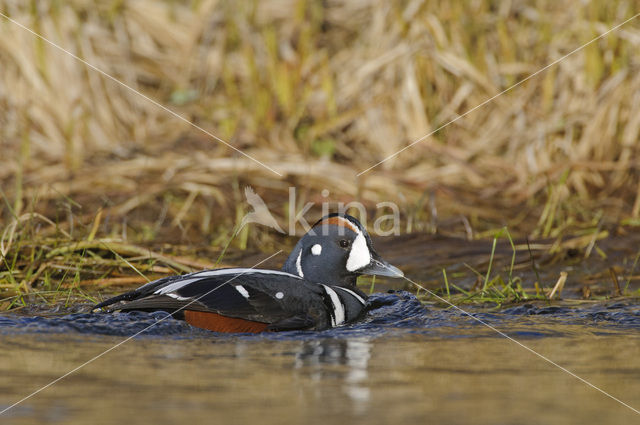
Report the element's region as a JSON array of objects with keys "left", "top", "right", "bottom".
[{"left": 1, "top": 292, "right": 639, "bottom": 424}]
